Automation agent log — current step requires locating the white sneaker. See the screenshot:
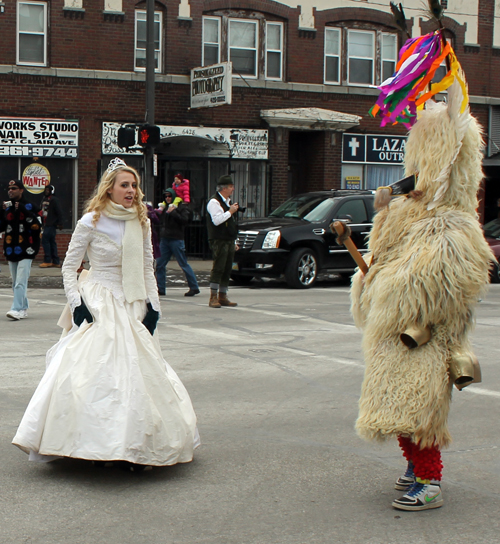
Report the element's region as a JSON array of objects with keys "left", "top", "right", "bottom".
[
  {"left": 19, "top": 310, "right": 28, "bottom": 319},
  {"left": 6, "top": 310, "right": 23, "bottom": 320},
  {"left": 392, "top": 481, "right": 443, "bottom": 511}
]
